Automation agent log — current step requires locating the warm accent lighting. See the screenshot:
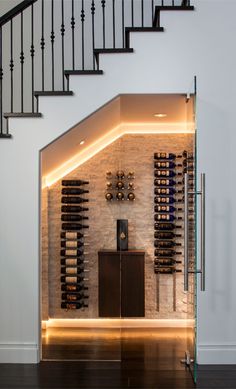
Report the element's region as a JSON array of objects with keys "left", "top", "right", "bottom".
[
  {"left": 154, "top": 113, "right": 167, "bottom": 118},
  {"left": 79, "top": 140, "right": 85, "bottom": 145}
]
